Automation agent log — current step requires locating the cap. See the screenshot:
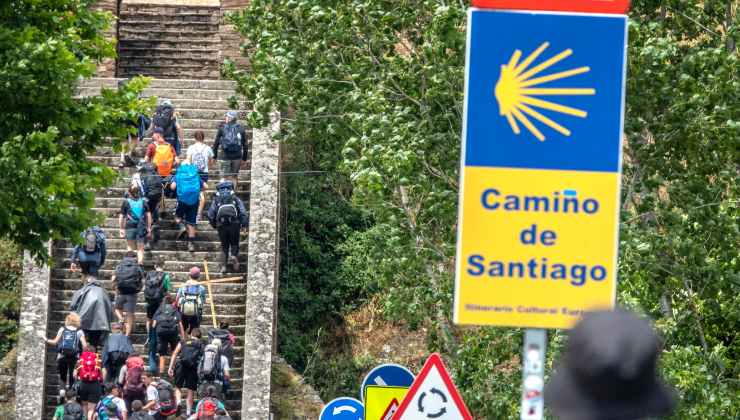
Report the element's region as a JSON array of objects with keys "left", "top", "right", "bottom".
[
  {"left": 225, "top": 110, "right": 238, "bottom": 120},
  {"left": 189, "top": 266, "right": 201, "bottom": 279},
  {"left": 160, "top": 99, "right": 173, "bottom": 107},
  {"left": 152, "top": 126, "right": 164, "bottom": 135}
]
